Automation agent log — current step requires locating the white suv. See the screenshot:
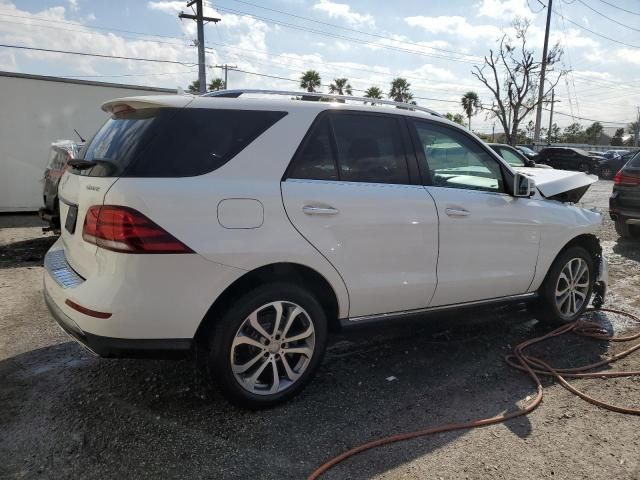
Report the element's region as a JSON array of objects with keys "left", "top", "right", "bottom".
[{"left": 44, "top": 90, "right": 607, "bottom": 407}]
